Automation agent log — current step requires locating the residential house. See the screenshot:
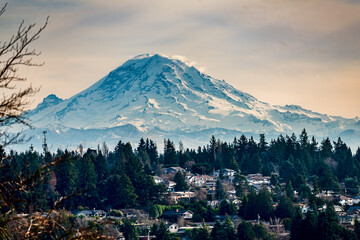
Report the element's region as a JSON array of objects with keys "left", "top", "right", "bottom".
[
  {"left": 73, "top": 209, "right": 107, "bottom": 218},
  {"left": 213, "top": 169, "right": 236, "bottom": 180},
  {"left": 168, "top": 223, "right": 179, "bottom": 233},
  {"left": 168, "top": 191, "right": 195, "bottom": 203},
  {"left": 163, "top": 180, "right": 176, "bottom": 192},
  {"left": 338, "top": 195, "right": 354, "bottom": 206},
  {"left": 120, "top": 209, "right": 149, "bottom": 219},
  {"left": 163, "top": 167, "right": 186, "bottom": 175},
  {"left": 246, "top": 174, "right": 271, "bottom": 185},
  {"left": 163, "top": 210, "right": 194, "bottom": 219},
  {"left": 153, "top": 176, "right": 164, "bottom": 184},
  {"left": 346, "top": 206, "right": 360, "bottom": 215},
  {"left": 353, "top": 196, "right": 360, "bottom": 204}
]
